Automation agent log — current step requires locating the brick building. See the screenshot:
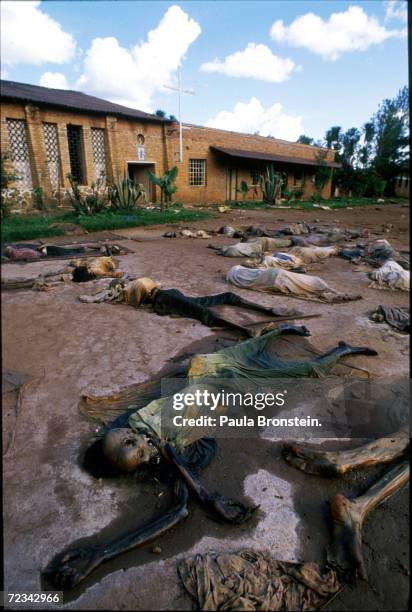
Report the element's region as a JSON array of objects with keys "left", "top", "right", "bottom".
[{"left": 1, "top": 80, "right": 339, "bottom": 208}]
